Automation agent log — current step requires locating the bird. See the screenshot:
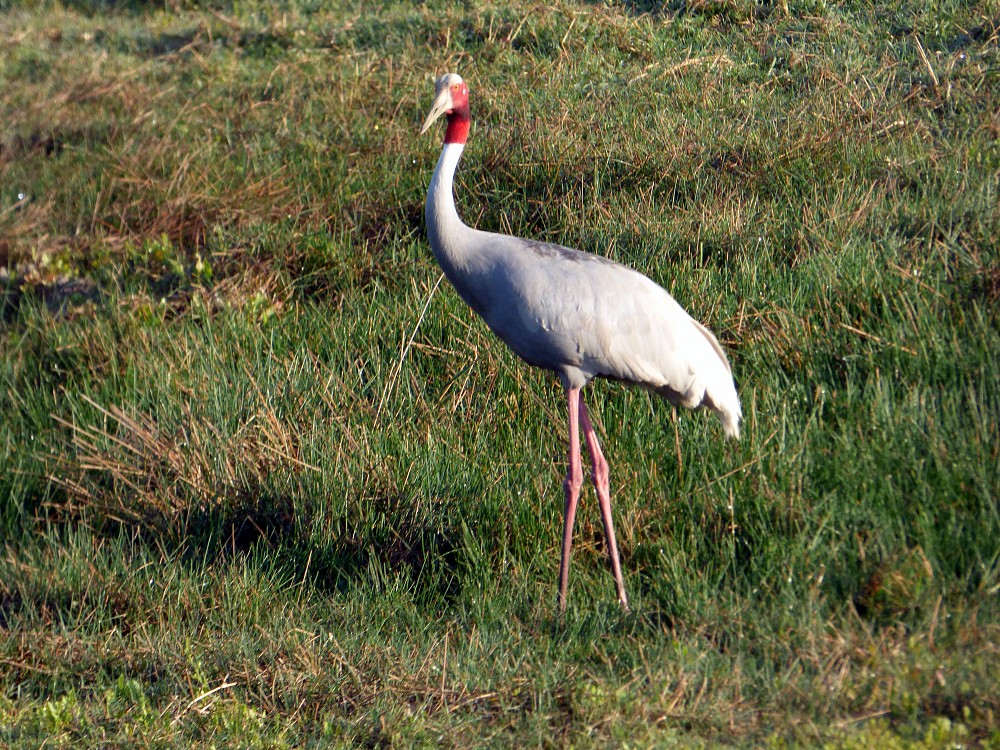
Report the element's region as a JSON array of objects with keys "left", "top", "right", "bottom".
[{"left": 420, "top": 72, "right": 741, "bottom": 612}]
